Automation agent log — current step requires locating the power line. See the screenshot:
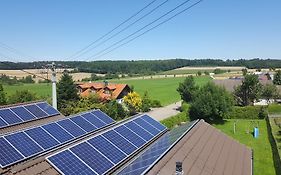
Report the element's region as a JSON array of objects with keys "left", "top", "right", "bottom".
[
  {"left": 86, "top": 0, "right": 200, "bottom": 60},
  {"left": 93, "top": 0, "right": 203, "bottom": 60},
  {"left": 0, "top": 52, "right": 49, "bottom": 80},
  {"left": 67, "top": 0, "right": 159, "bottom": 60},
  {"left": 0, "top": 42, "right": 36, "bottom": 61},
  {"left": 70, "top": 0, "right": 170, "bottom": 60}
]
